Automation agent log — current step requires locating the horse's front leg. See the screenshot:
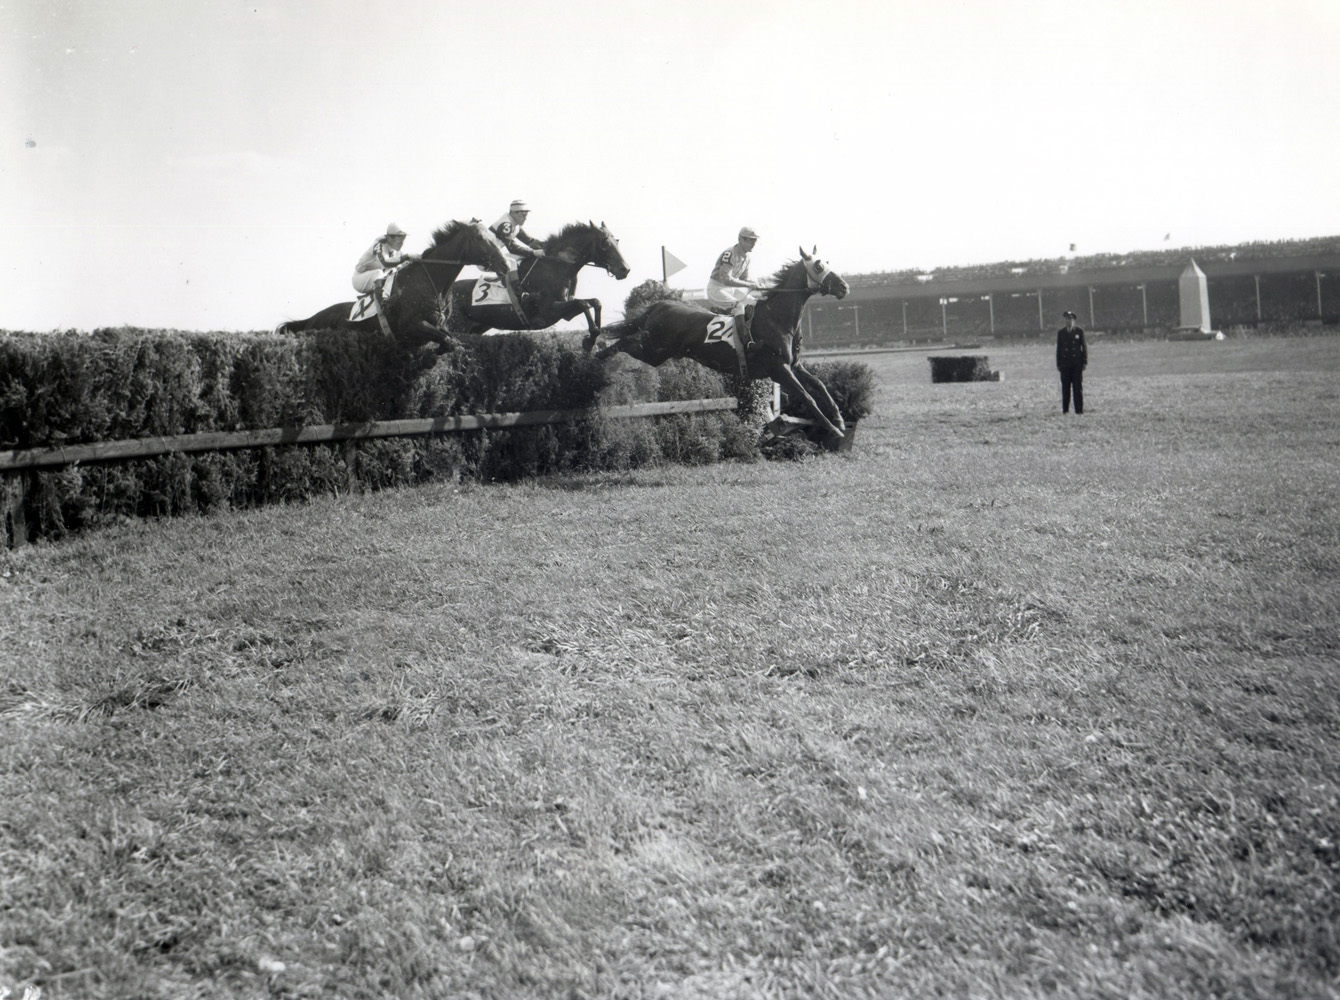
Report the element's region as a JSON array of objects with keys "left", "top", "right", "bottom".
[
  {"left": 769, "top": 362, "right": 844, "bottom": 438},
  {"left": 793, "top": 361, "right": 847, "bottom": 433},
  {"left": 581, "top": 299, "right": 603, "bottom": 350}
]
